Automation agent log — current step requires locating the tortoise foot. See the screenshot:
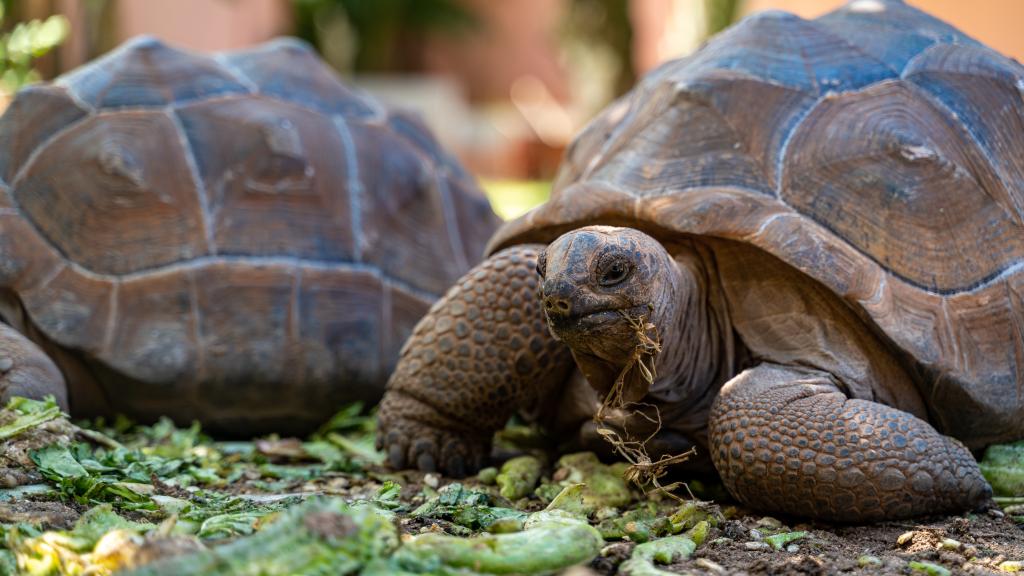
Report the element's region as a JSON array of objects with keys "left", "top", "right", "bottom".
[
  {"left": 0, "top": 323, "right": 67, "bottom": 410},
  {"left": 709, "top": 363, "right": 991, "bottom": 522},
  {"left": 377, "top": 245, "right": 574, "bottom": 477}
]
